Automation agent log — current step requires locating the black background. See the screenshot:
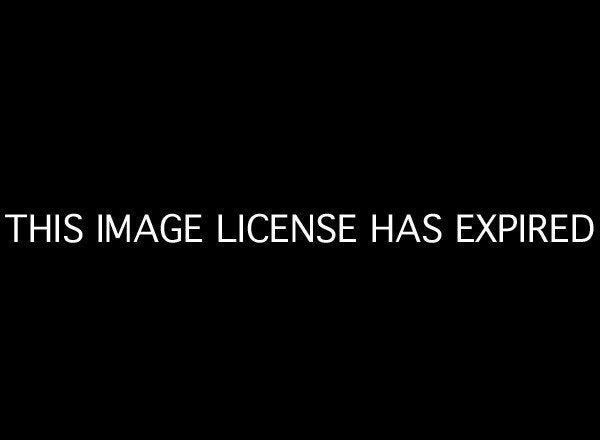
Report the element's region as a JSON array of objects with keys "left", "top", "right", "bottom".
[{"left": 1, "top": 6, "right": 597, "bottom": 434}]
